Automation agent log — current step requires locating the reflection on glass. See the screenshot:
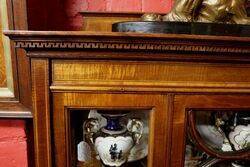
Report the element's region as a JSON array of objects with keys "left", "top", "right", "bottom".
[
  {"left": 196, "top": 111, "right": 250, "bottom": 152},
  {"left": 185, "top": 110, "right": 249, "bottom": 167}
]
